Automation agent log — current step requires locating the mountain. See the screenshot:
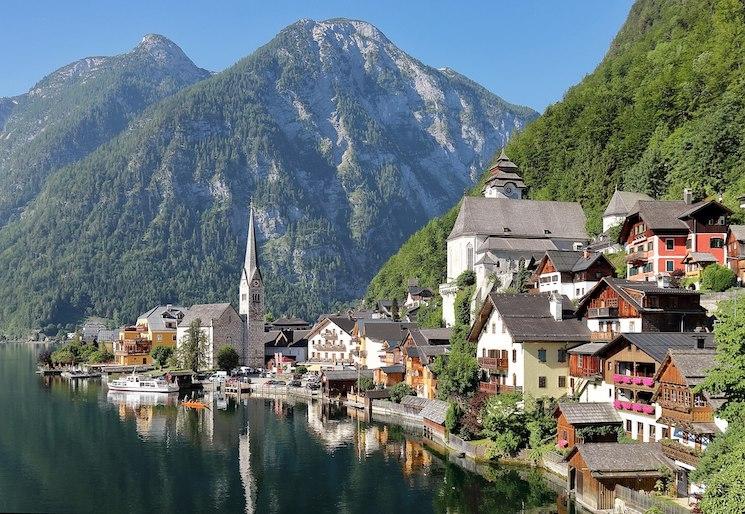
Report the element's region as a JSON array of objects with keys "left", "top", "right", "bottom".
[
  {"left": 0, "top": 34, "right": 210, "bottom": 226},
  {"left": 366, "top": 0, "right": 745, "bottom": 304},
  {"left": 0, "top": 19, "right": 535, "bottom": 335}
]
